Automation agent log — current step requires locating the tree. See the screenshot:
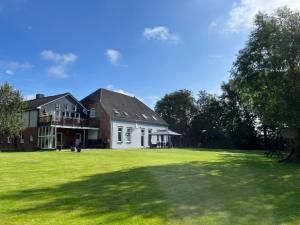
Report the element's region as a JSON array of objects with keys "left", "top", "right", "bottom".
[
  {"left": 231, "top": 8, "right": 300, "bottom": 160},
  {"left": 191, "top": 91, "right": 227, "bottom": 148},
  {"left": 155, "top": 89, "right": 197, "bottom": 146},
  {"left": 220, "top": 81, "right": 258, "bottom": 149},
  {"left": 0, "top": 83, "right": 26, "bottom": 144}
]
